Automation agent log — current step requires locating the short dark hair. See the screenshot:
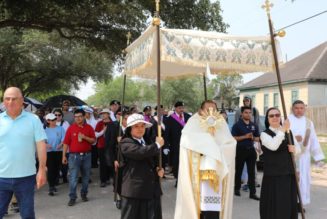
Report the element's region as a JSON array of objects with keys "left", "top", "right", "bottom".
[
  {"left": 122, "top": 127, "right": 132, "bottom": 139},
  {"left": 241, "top": 106, "right": 251, "bottom": 113},
  {"left": 292, "top": 100, "right": 305, "bottom": 107},
  {"left": 53, "top": 109, "right": 63, "bottom": 115},
  {"left": 200, "top": 100, "right": 218, "bottom": 110},
  {"left": 74, "top": 109, "right": 85, "bottom": 116}
]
